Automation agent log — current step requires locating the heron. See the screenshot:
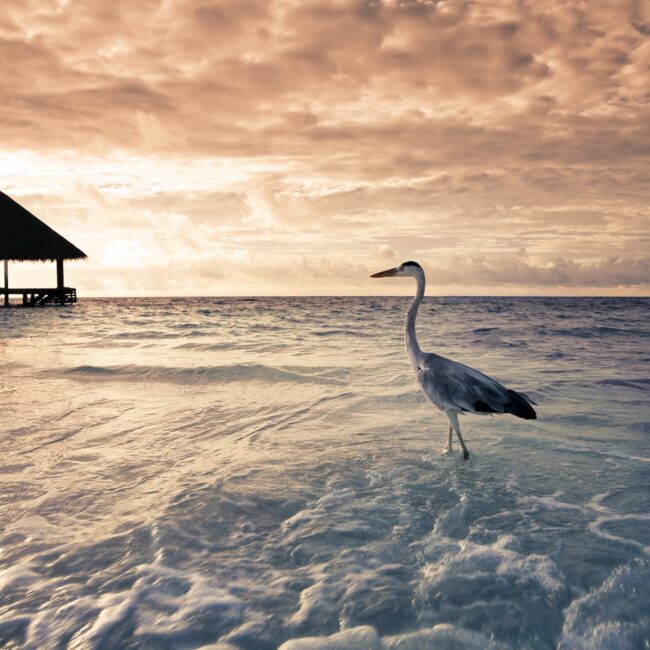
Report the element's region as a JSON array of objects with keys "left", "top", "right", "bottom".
[{"left": 371, "top": 261, "right": 536, "bottom": 460}]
